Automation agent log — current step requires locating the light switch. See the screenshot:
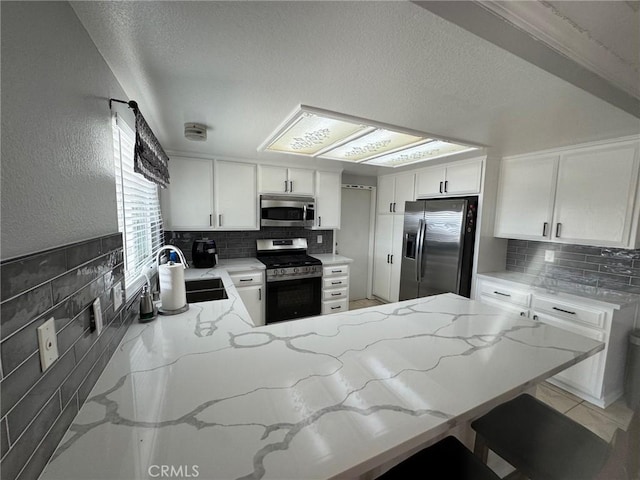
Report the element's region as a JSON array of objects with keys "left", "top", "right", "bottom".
[
  {"left": 92, "top": 298, "right": 103, "bottom": 335},
  {"left": 317, "top": 235, "right": 323, "bottom": 244},
  {"left": 544, "top": 250, "right": 555, "bottom": 262},
  {"left": 37, "top": 318, "right": 59, "bottom": 371},
  {"left": 112, "top": 281, "right": 123, "bottom": 311}
]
